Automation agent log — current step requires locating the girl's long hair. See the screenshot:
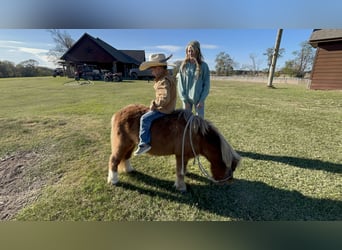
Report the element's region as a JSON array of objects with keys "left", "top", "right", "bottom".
[{"left": 180, "top": 41, "right": 204, "bottom": 79}]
